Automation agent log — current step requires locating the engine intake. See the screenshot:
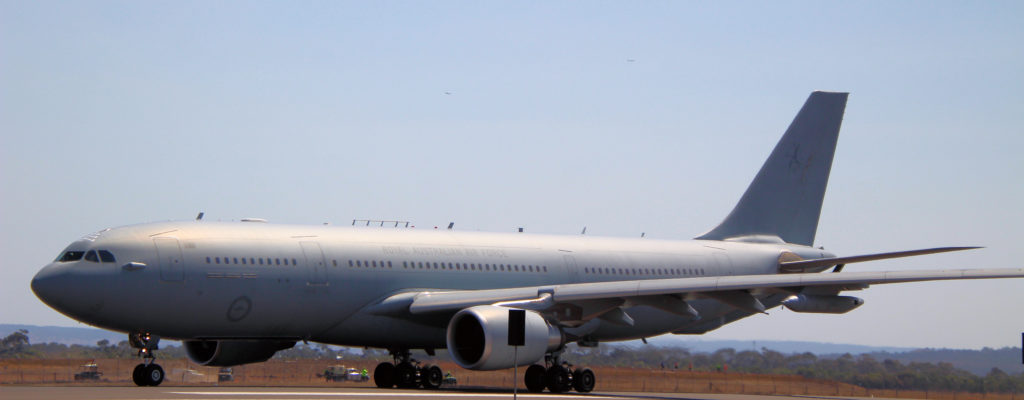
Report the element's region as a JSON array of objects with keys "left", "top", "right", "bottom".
[
  {"left": 184, "top": 340, "right": 295, "bottom": 367},
  {"left": 447, "top": 305, "right": 563, "bottom": 371},
  {"left": 783, "top": 294, "right": 864, "bottom": 314}
]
